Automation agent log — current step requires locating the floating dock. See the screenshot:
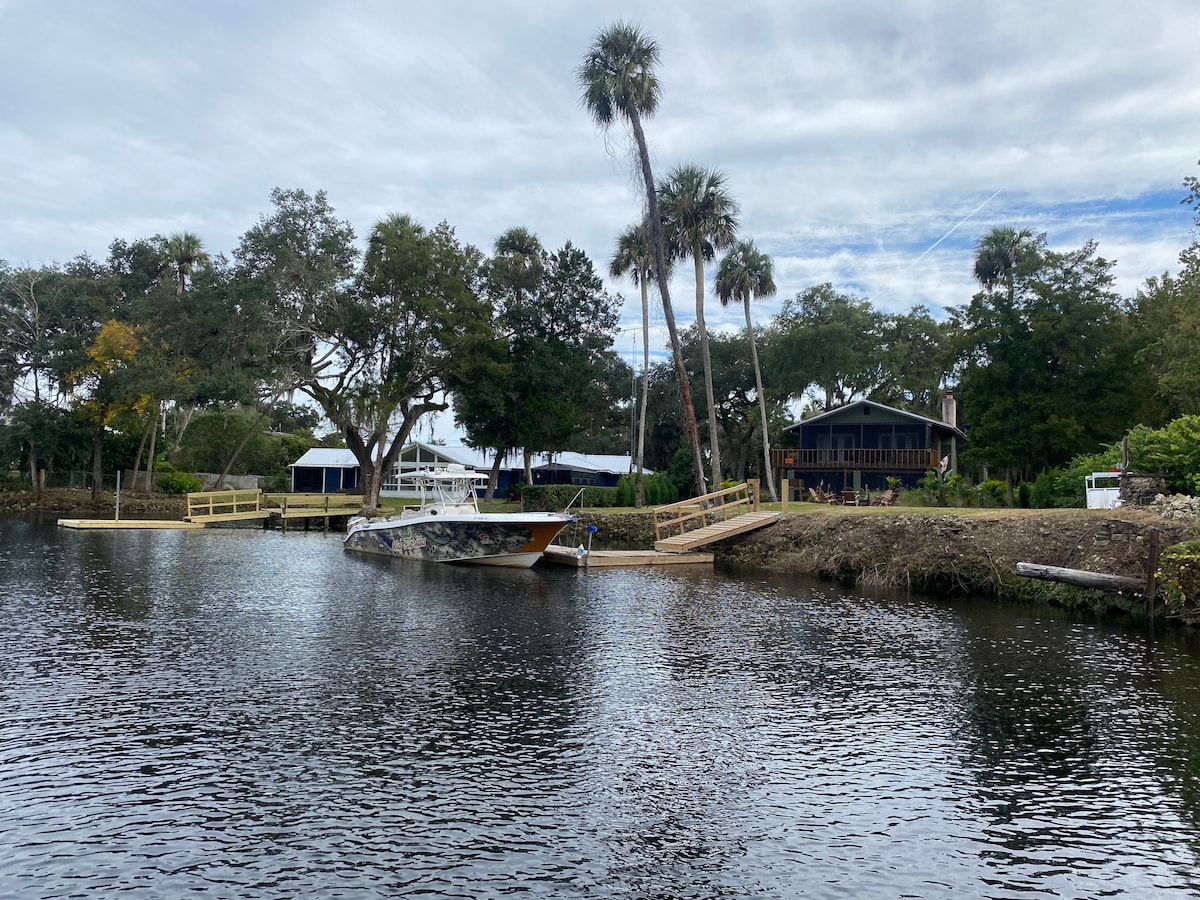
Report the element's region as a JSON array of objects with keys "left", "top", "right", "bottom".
[
  {"left": 541, "top": 545, "right": 714, "bottom": 568},
  {"left": 58, "top": 519, "right": 204, "bottom": 530}
]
